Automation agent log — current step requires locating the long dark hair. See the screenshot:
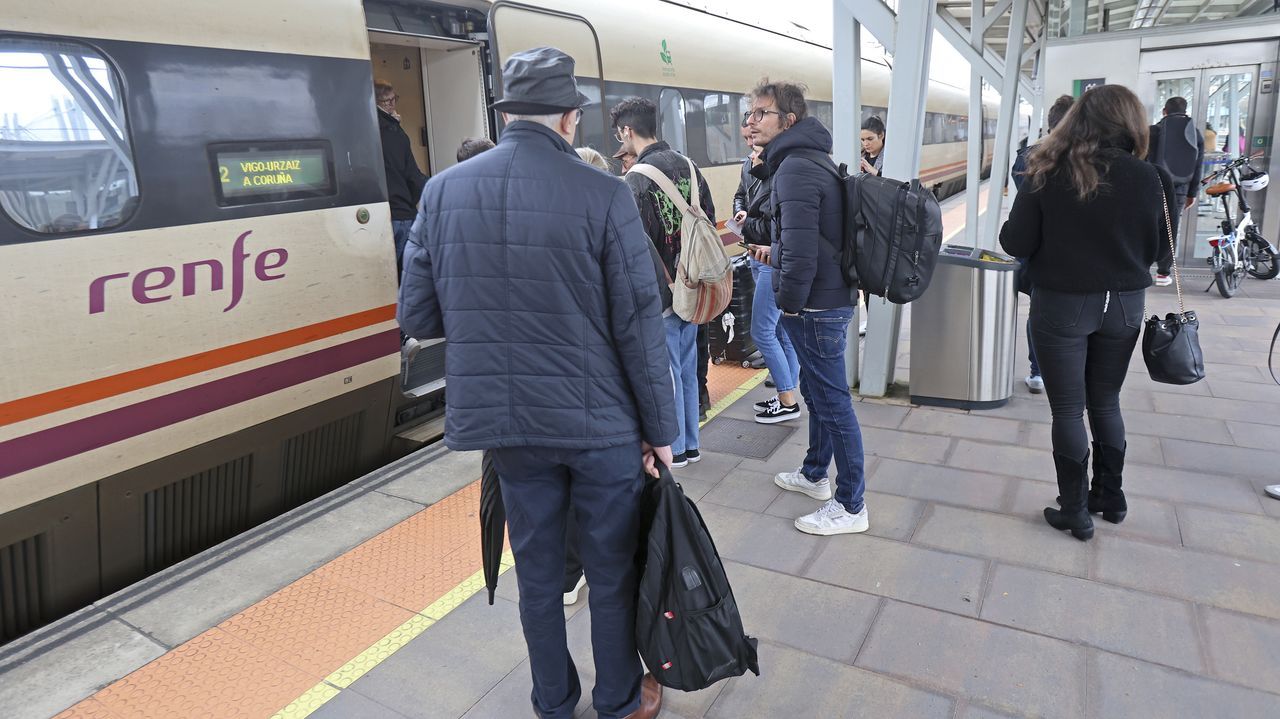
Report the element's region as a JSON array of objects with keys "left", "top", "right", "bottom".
[{"left": 1023, "top": 85, "right": 1149, "bottom": 201}]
